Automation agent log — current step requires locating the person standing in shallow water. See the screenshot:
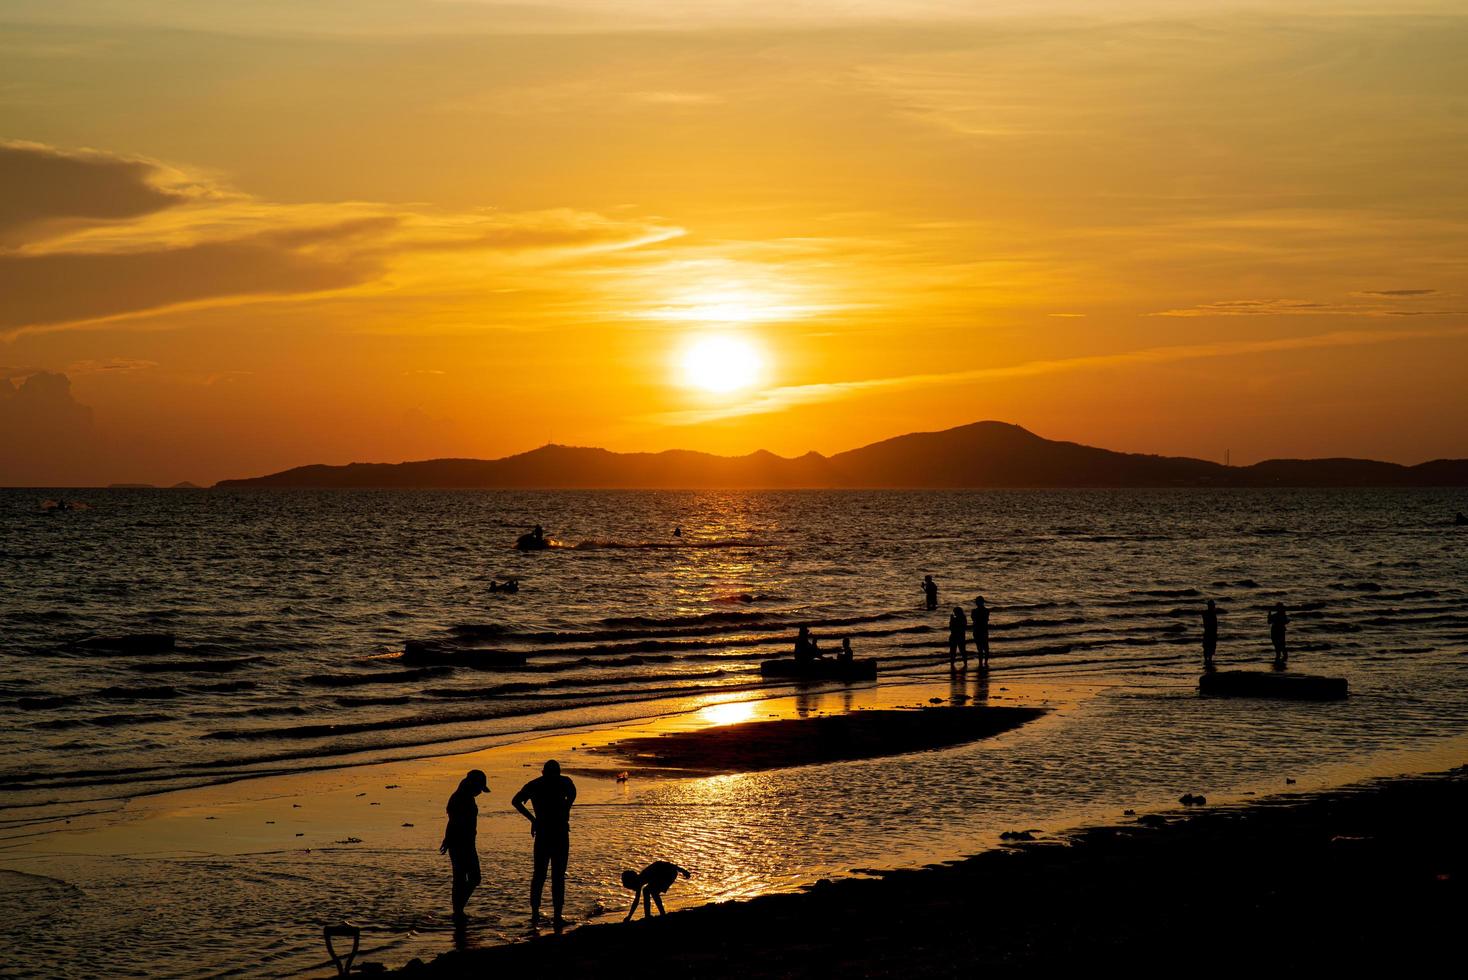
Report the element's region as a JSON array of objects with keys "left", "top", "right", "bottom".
[
  {"left": 512, "top": 760, "right": 578, "bottom": 928},
  {"left": 948, "top": 605, "right": 968, "bottom": 668},
  {"left": 923, "top": 575, "right": 939, "bottom": 611},
  {"left": 971, "top": 597, "right": 991, "bottom": 671},
  {"left": 1268, "top": 602, "right": 1290, "bottom": 667},
  {"left": 440, "top": 769, "right": 488, "bottom": 920},
  {"left": 1202, "top": 599, "right": 1219, "bottom": 671}
]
